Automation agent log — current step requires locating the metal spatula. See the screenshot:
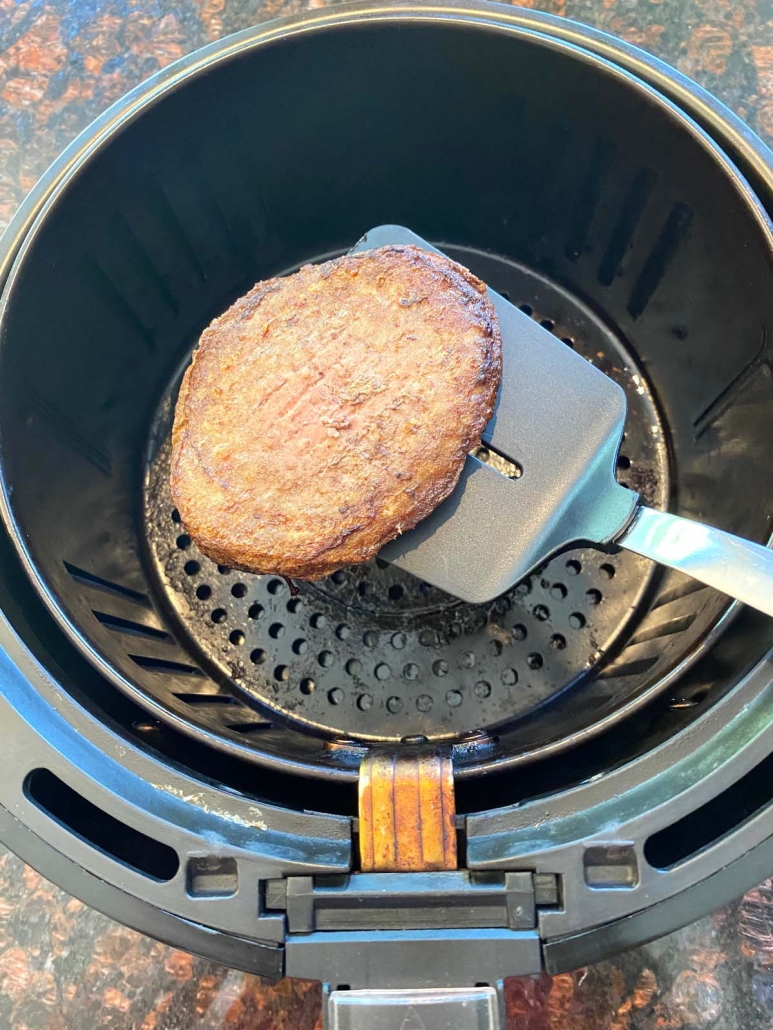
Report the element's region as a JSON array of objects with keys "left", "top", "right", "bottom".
[{"left": 353, "top": 226, "right": 773, "bottom": 616}]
